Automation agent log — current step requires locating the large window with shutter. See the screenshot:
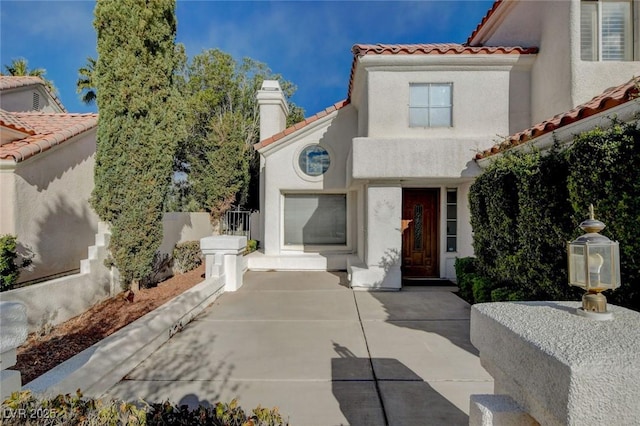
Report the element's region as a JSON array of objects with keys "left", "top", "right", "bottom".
[
  {"left": 283, "top": 194, "right": 347, "bottom": 247},
  {"left": 581, "top": 0, "right": 634, "bottom": 61}
]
